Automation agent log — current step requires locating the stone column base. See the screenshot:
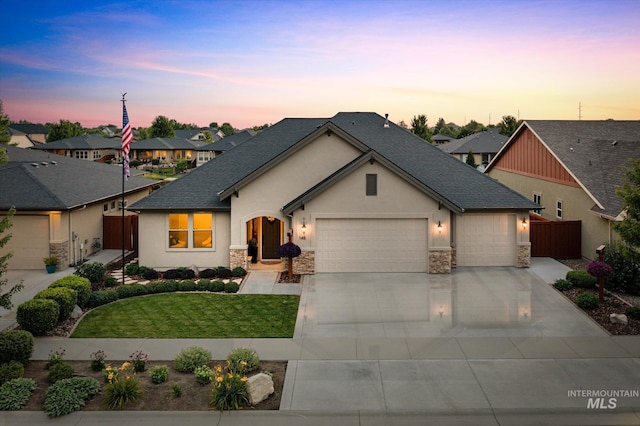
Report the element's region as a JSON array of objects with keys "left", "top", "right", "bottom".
[
  {"left": 429, "top": 249, "right": 452, "bottom": 274},
  {"left": 49, "top": 240, "right": 69, "bottom": 270},
  {"left": 284, "top": 250, "right": 315, "bottom": 275},
  {"left": 517, "top": 243, "right": 531, "bottom": 268},
  {"left": 230, "top": 247, "right": 248, "bottom": 271}
]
